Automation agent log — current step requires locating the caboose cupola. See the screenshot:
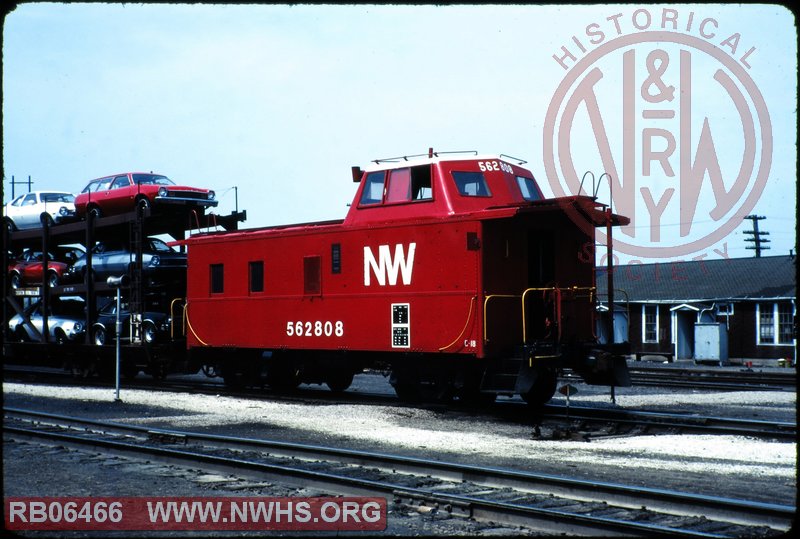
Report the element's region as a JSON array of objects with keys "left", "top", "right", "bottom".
[{"left": 343, "top": 150, "right": 544, "bottom": 226}]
